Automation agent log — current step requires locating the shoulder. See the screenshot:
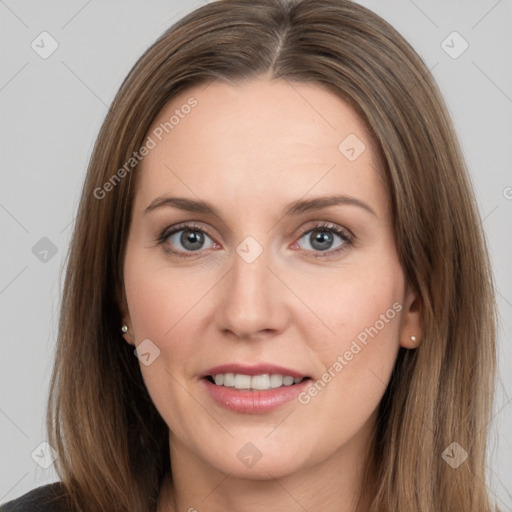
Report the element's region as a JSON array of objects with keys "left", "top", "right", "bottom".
[{"left": 0, "top": 482, "right": 70, "bottom": 512}]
